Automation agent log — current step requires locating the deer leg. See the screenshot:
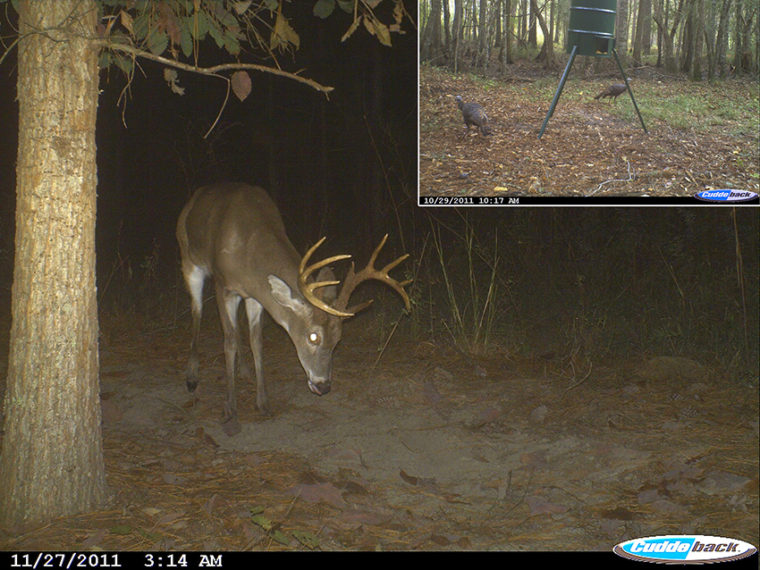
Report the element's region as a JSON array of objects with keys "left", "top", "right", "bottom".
[
  {"left": 245, "top": 298, "right": 268, "bottom": 414},
  {"left": 183, "top": 263, "right": 206, "bottom": 392},
  {"left": 216, "top": 284, "right": 243, "bottom": 432}
]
